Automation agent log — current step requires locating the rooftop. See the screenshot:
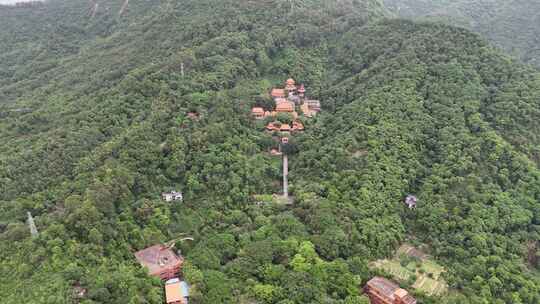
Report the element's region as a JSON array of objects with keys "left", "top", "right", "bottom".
[
  {"left": 365, "top": 277, "right": 416, "bottom": 304},
  {"left": 271, "top": 89, "right": 286, "bottom": 98},
  {"left": 280, "top": 124, "right": 291, "bottom": 131},
  {"left": 165, "top": 281, "right": 183, "bottom": 303},
  {"left": 276, "top": 101, "right": 295, "bottom": 112},
  {"left": 165, "top": 279, "right": 189, "bottom": 304},
  {"left": 134, "top": 244, "right": 183, "bottom": 277}
]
